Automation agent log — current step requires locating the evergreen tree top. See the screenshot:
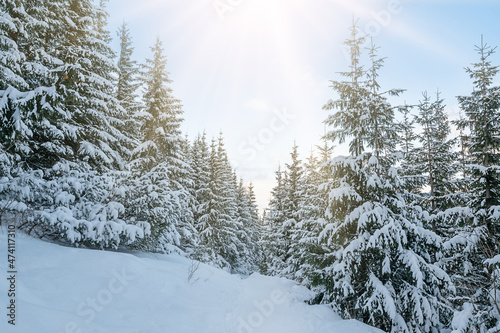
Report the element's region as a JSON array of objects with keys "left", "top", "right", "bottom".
[{"left": 466, "top": 36, "right": 499, "bottom": 91}]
